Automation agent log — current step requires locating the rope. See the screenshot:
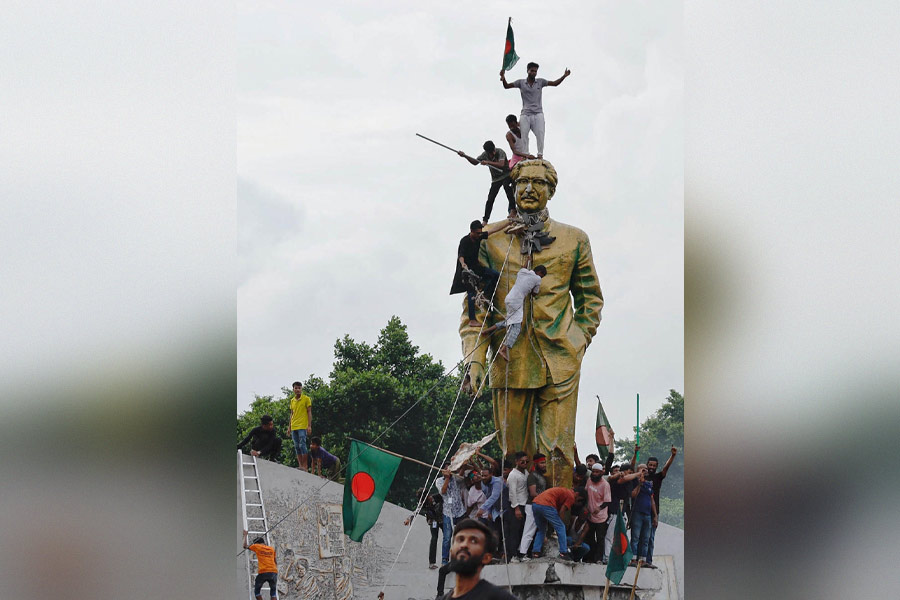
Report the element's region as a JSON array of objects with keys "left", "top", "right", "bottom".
[
  {"left": 378, "top": 236, "right": 517, "bottom": 594},
  {"left": 237, "top": 333, "right": 498, "bottom": 557}
]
